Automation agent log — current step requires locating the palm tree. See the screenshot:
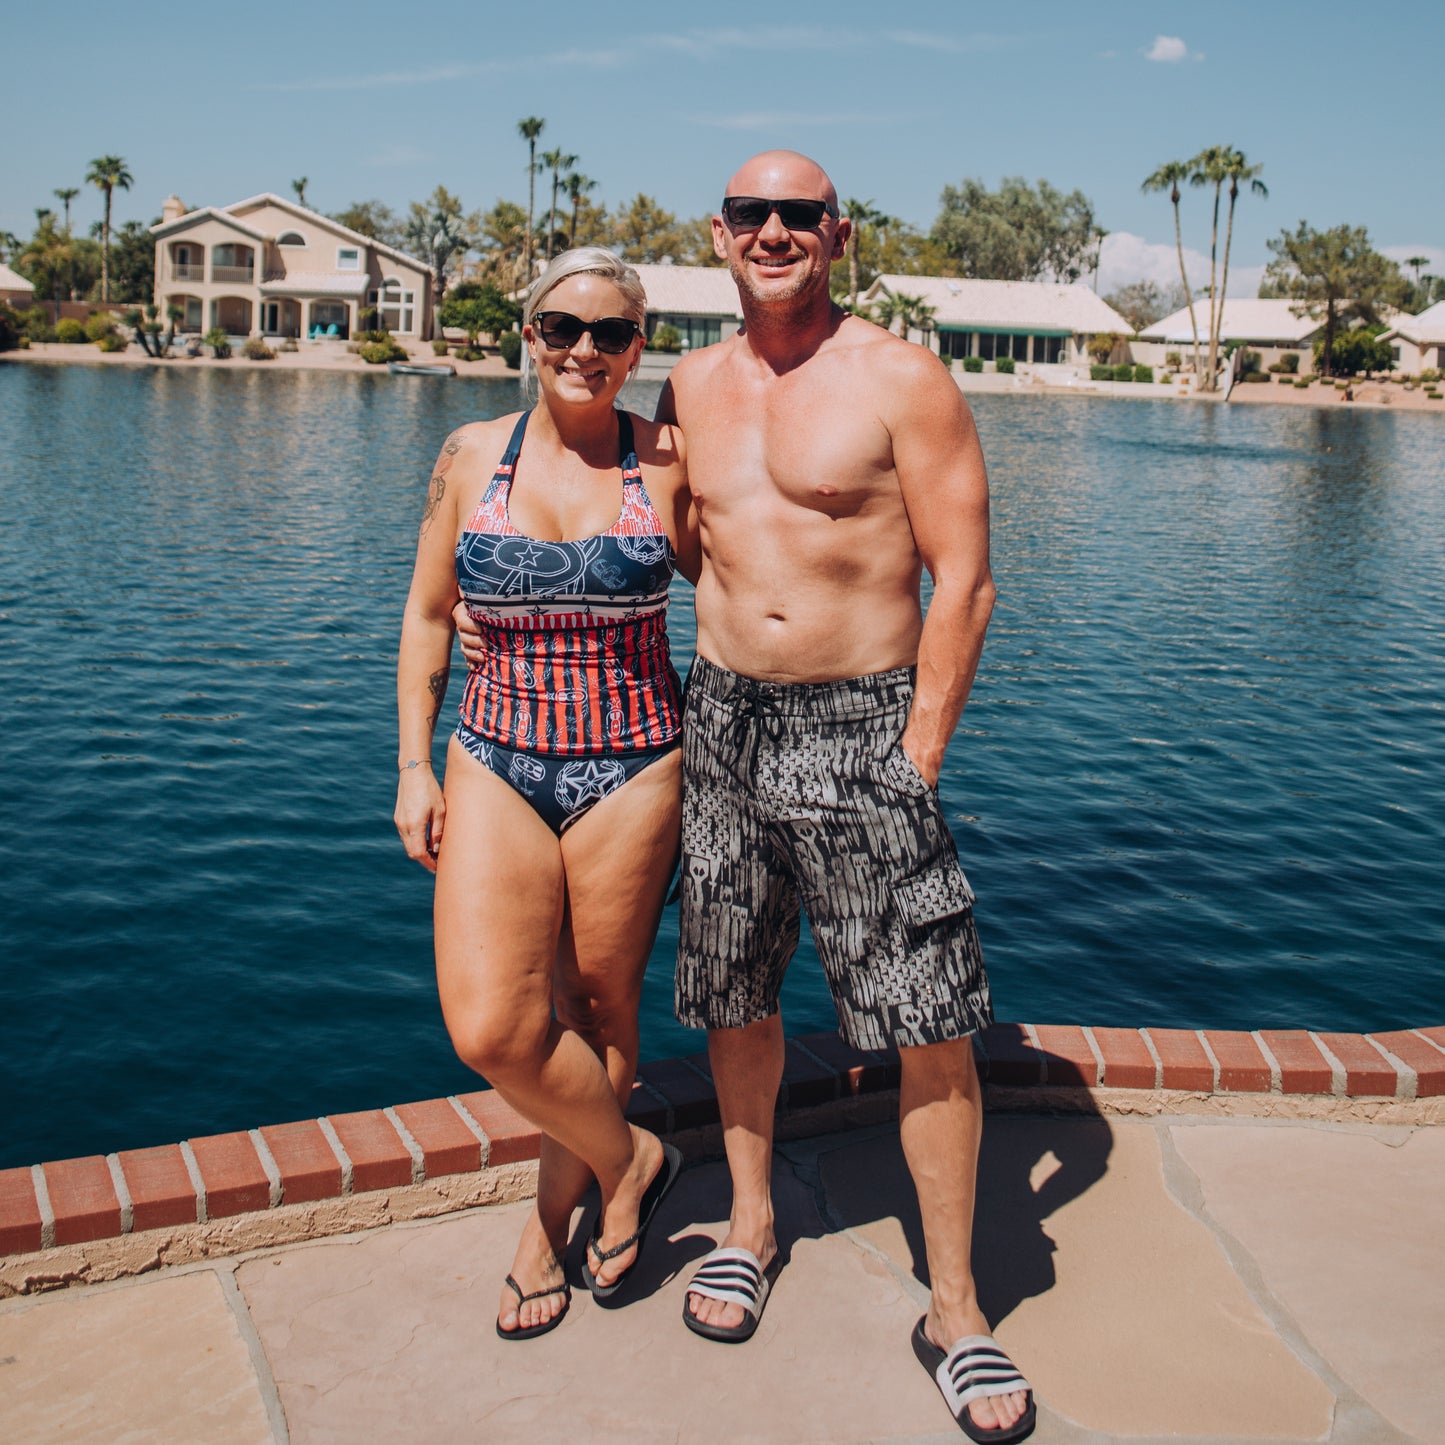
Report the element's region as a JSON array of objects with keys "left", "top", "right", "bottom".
[
  {"left": 1216, "top": 150, "right": 1267, "bottom": 376},
  {"left": 566, "top": 172, "right": 597, "bottom": 247},
  {"left": 1141, "top": 160, "right": 1202, "bottom": 378},
  {"left": 54, "top": 187, "right": 80, "bottom": 298},
  {"left": 541, "top": 148, "right": 577, "bottom": 262},
  {"left": 1089, "top": 226, "right": 1108, "bottom": 292},
  {"left": 516, "top": 117, "right": 545, "bottom": 278},
  {"left": 1189, "top": 145, "right": 1231, "bottom": 389},
  {"left": 291, "top": 177, "right": 310, "bottom": 208},
  {"left": 870, "top": 290, "right": 906, "bottom": 335},
  {"left": 85, "top": 154, "right": 133, "bottom": 304},
  {"left": 1404, "top": 255, "right": 1429, "bottom": 288},
  {"left": 842, "top": 198, "right": 886, "bottom": 313},
  {"left": 898, "top": 295, "right": 937, "bottom": 347}
]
